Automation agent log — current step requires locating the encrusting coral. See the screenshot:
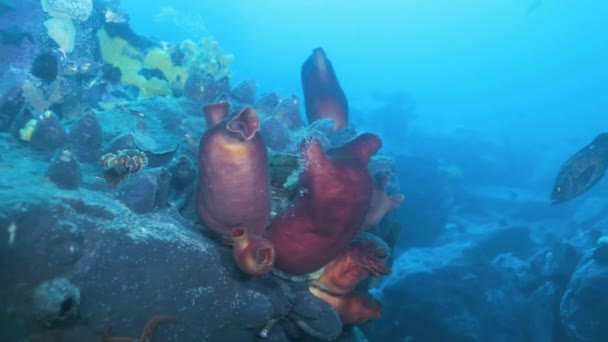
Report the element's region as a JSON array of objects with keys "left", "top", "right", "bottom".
[
  {"left": 99, "top": 149, "right": 148, "bottom": 186},
  {"left": 96, "top": 25, "right": 234, "bottom": 99}
]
